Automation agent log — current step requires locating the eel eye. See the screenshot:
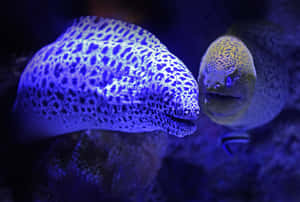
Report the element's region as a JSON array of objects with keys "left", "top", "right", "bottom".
[{"left": 226, "top": 76, "right": 233, "bottom": 87}]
